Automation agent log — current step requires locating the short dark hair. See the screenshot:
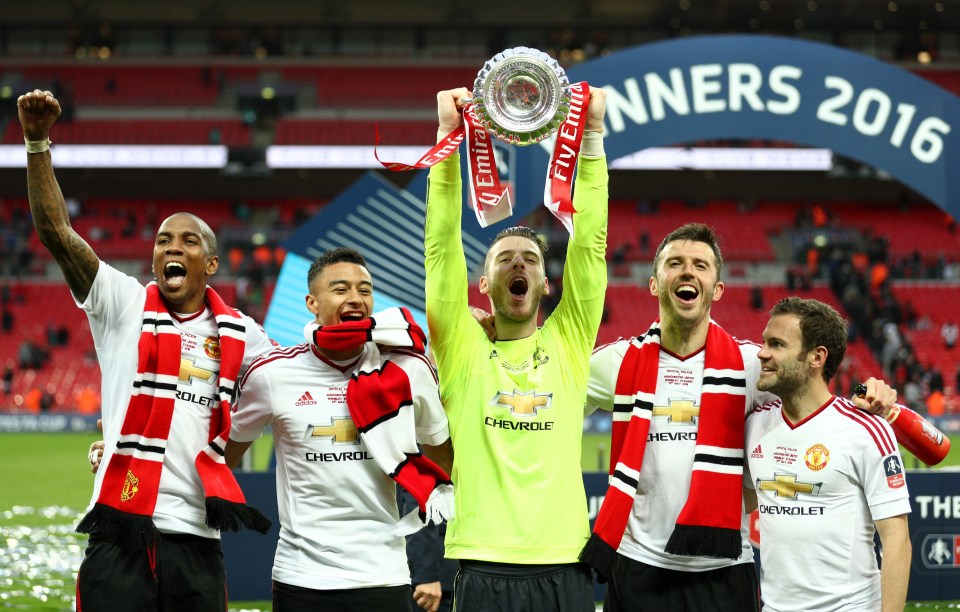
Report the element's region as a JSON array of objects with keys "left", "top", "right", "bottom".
[
  {"left": 307, "top": 247, "right": 368, "bottom": 291},
  {"left": 486, "top": 226, "right": 549, "bottom": 271},
  {"left": 653, "top": 223, "right": 724, "bottom": 279},
  {"left": 164, "top": 212, "right": 218, "bottom": 258},
  {"left": 770, "top": 297, "right": 848, "bottom": 382}
]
